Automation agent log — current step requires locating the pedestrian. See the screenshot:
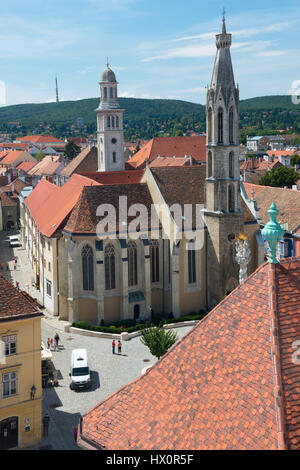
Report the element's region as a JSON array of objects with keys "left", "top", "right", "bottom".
[
  {"left": 73, "top": 426, "right": 78, "bottom": 444},
  {"left": 54, "top": 333, "right": 60, "bottom": 348},
  {"left": 42, "top": 413, "right": 50, "bottom": 438},
  {"left": 112, "top": 339, "right": 115, "bottom": 354},
  {"left": 16, "top": 281, "right": 19, "bottom": 290},
  {"left": 47, "top": 338, "right": 50, "bottom": 349},
  {"left": 50, "top": 338, "right": 53, "bottom": 350},
  {"left": 53, "top": 338, "right": 57, "bottom": 351},
  {"left": 118, "top": 340, "right": 122, "bottom": 355}
]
